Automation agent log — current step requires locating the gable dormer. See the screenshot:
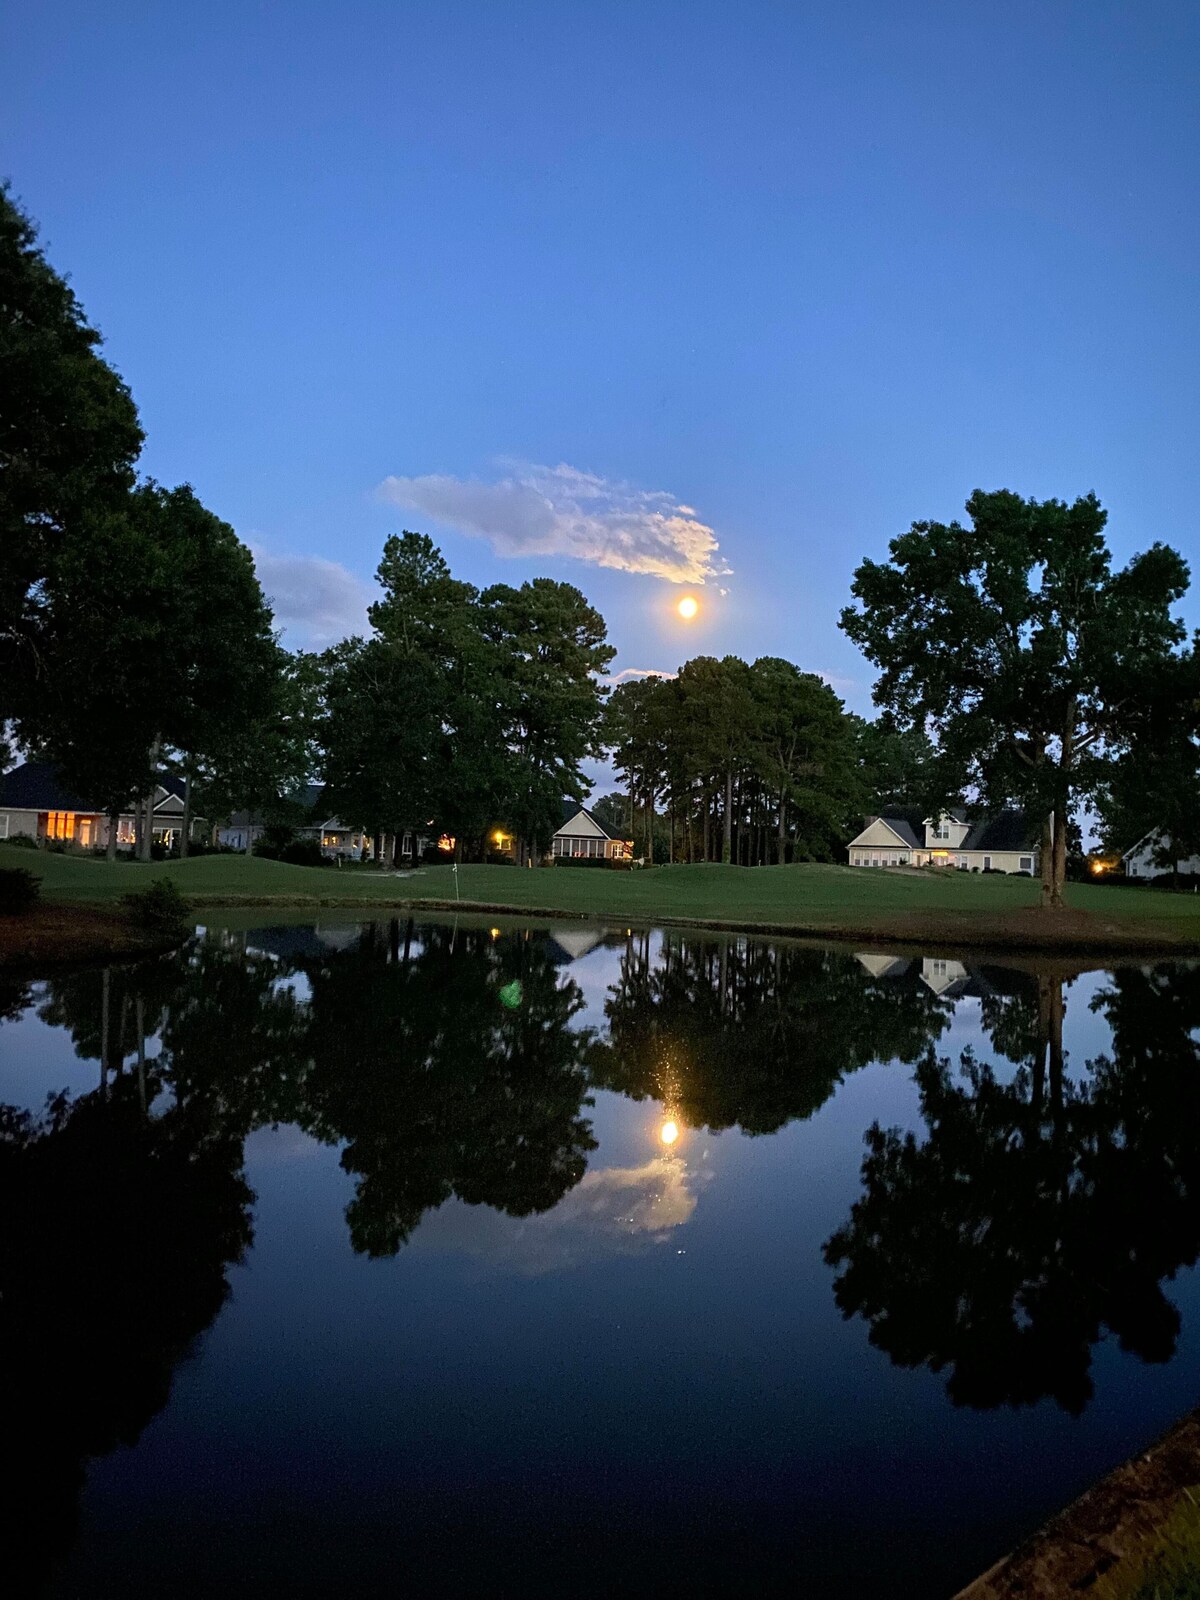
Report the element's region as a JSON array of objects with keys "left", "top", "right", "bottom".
[{"left": 924, "top": 811, "right": 971, "bottom": 850}]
